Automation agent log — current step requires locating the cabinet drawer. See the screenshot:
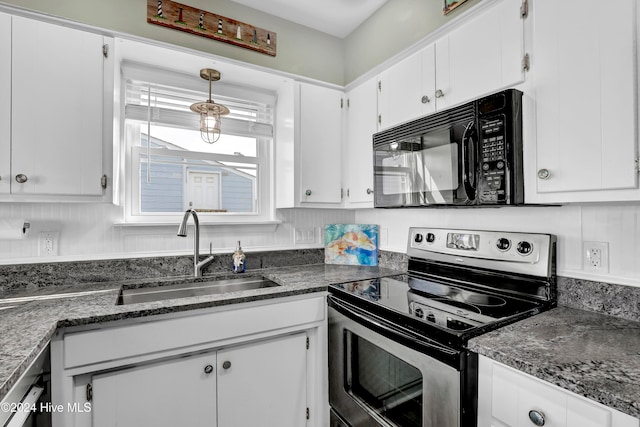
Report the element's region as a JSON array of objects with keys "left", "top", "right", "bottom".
[
  {"left": 63, "top": 296, "right": 325, "bottom": 369},
  {"left": 480, "top": 356, "right": 637, "bottom": 427}
]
